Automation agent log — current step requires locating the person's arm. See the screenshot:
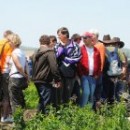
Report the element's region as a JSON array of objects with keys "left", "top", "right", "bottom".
[
  {"left": 100, "top": 44, "right": 105, "bottom": 72},
  {"left": 64, "top": 43, "right": 81, "bottom": 64},
  {"left": 54, "top": 43, "right": 65, "bottom": 58},
  {"left": 118, "top": 49, "right": 126, "bottom": 74},
  {"left": 47, "top": 51, "right": 61, "bottom": 82},
  {"left": 97, "top": 52, "right": 101, "bottom": 78}
]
